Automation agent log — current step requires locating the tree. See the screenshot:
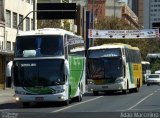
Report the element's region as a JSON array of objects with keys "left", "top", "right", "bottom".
[
  {"left": 37, "top": 19, "right": 71, "bottom": 31},
  {"left": 94, "top": 16, "right": 136, "bottom": 30},
  {"left": 93, "top": 16, "right": 160, "bottom": 61},
  {"left": 37, "top": 20, "right": 62, "bottom": 29}
]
